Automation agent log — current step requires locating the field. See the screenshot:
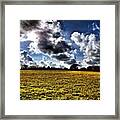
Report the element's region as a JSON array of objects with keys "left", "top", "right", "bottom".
[{"left": 20, "top": 70, "right": 100, "bottom": 100}]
